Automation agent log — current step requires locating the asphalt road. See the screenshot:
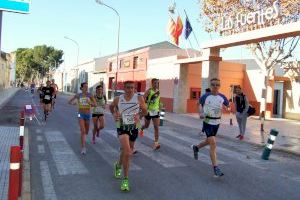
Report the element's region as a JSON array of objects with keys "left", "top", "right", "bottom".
[{"left": 1, "top": 90, "right": 300, "bottom": 200}]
